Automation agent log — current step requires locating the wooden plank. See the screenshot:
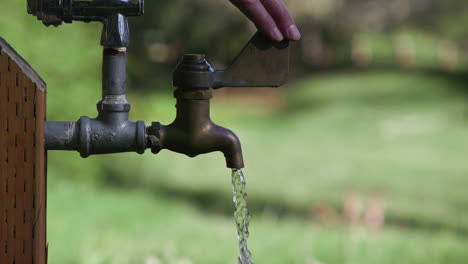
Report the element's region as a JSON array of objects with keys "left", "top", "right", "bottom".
[
  {"left": 34, "top": 88, "right": 47, "bottom": 264},
  {"left": 0, "top": 45, "right": 9, "bottom": 264},
  {"left": 0, "top": 38, "right": 47, "bottom": 264},
  {"left": 15, "top": 68, "right": 27, "bottom": 264}
]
